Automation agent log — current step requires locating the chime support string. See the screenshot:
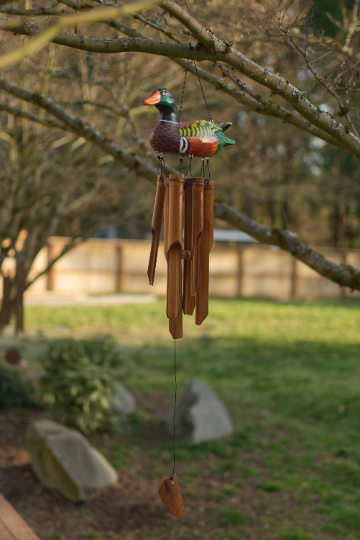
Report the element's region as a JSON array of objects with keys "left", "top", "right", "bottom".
[{"left": 172, "top": 318, "right": 177, "bottom": 478}]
